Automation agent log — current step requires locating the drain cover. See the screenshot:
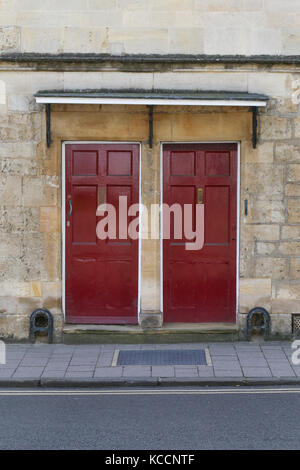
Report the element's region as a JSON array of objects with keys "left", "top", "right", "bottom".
[{"left": 116, "top": 349, "right": 207, "bottom": 366}]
